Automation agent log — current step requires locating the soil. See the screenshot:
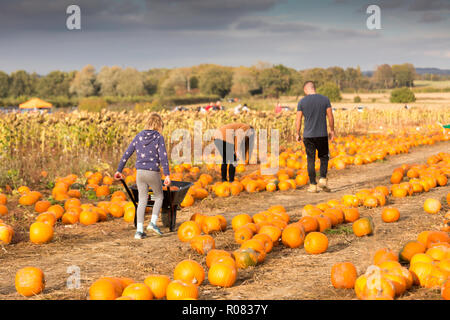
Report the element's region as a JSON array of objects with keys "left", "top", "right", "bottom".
[{"left": 0, "top": 141, "right": 449, "bottom": 300}]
